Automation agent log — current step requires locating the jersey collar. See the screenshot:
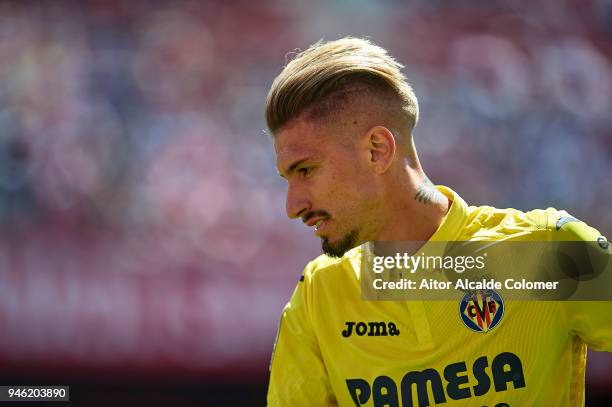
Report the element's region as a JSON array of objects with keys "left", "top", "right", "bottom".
[{"left": 427, "top": 185, "right": 470, "bottom": 242}]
